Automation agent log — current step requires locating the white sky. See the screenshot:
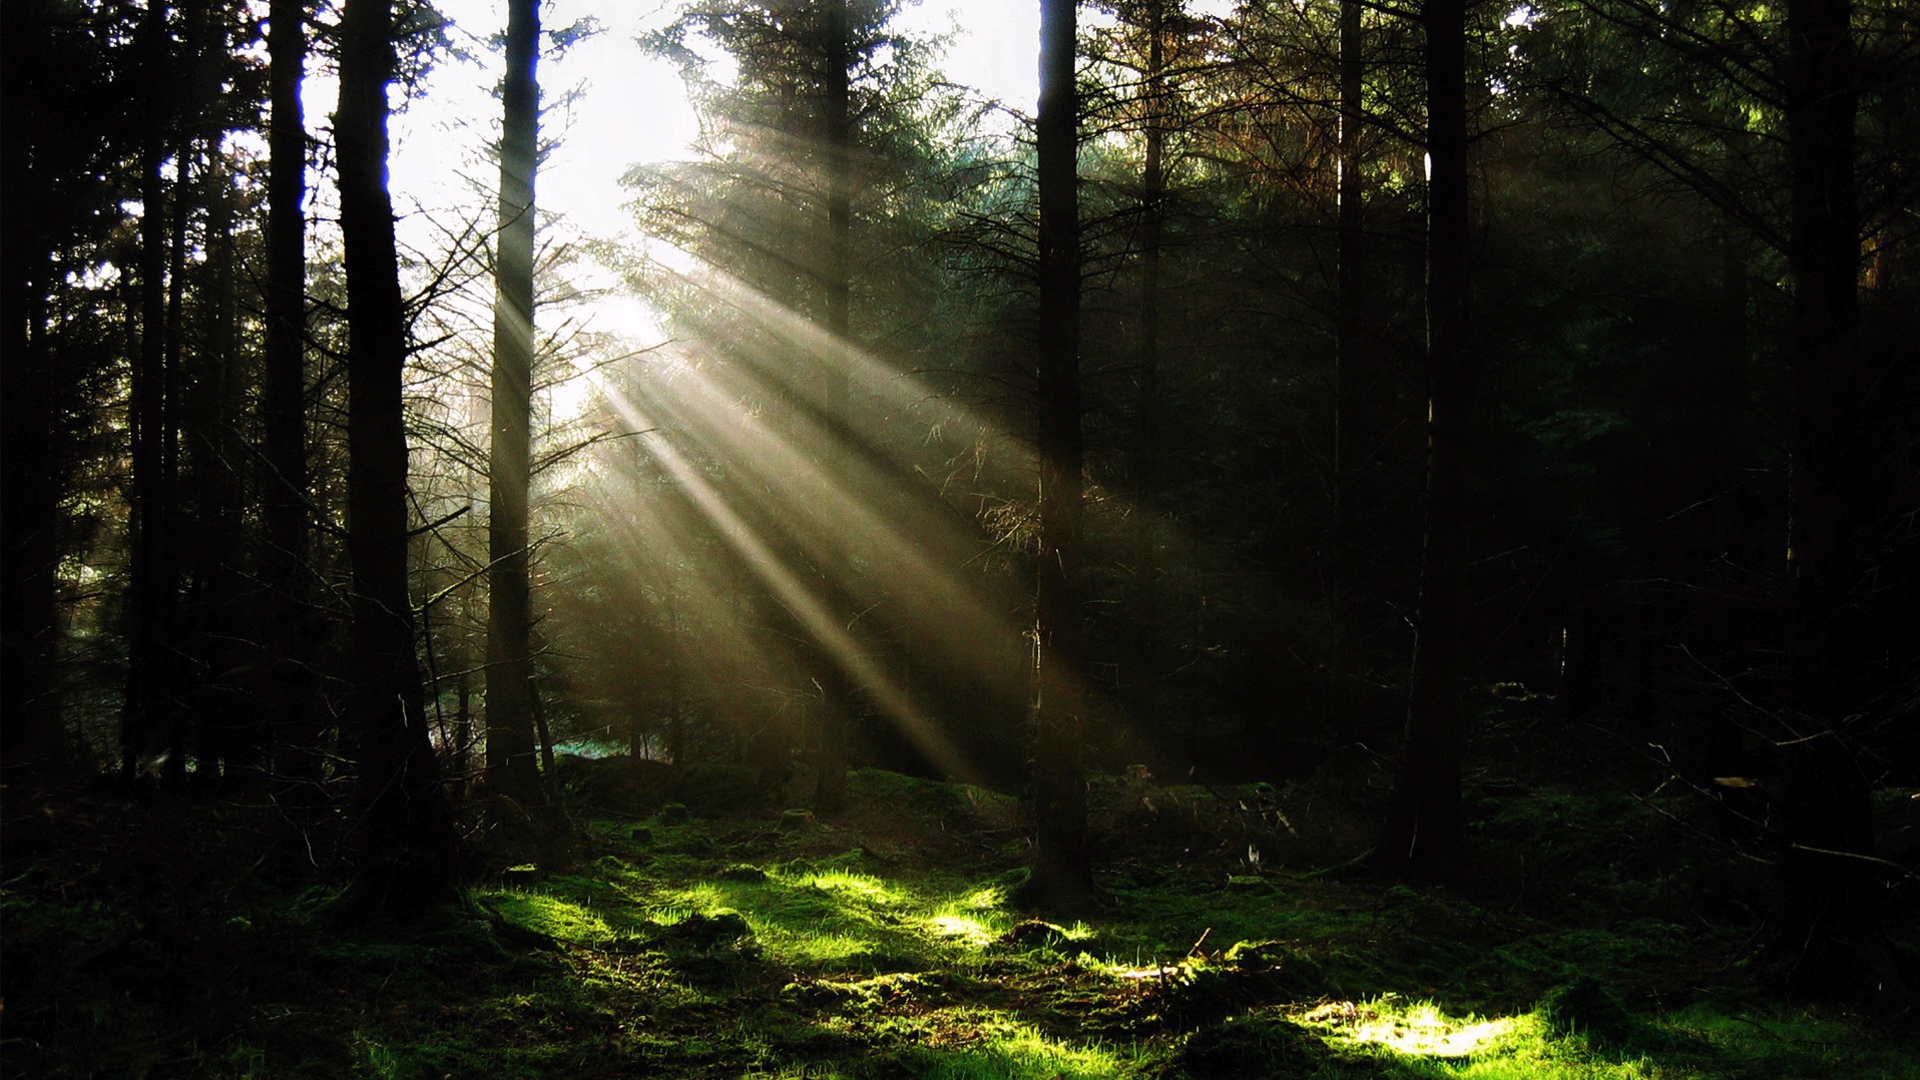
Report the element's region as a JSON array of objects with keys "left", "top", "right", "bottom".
[
  {"left": 389, "top": 0, "right": 1040, "bottom": 254},
  {"left": 376, "top": 0, "right": 1044, "bottom": 353}
]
